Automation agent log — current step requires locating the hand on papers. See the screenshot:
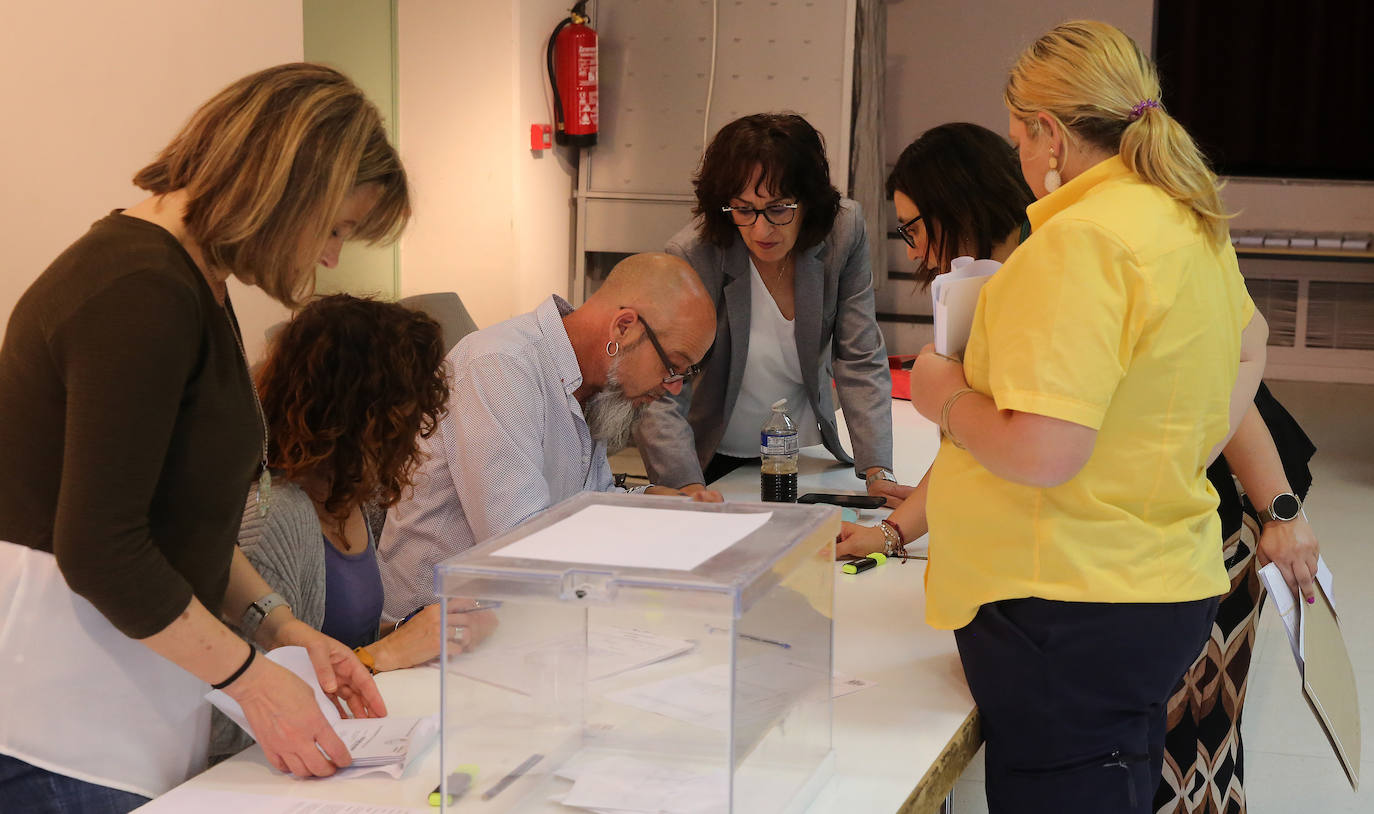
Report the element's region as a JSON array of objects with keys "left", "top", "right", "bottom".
[
  {"left": 274, "top": 620, "right": 387, "bottom": 720},
  {"left": 371, "top": 601, "right": 498, "bottom": 671},
  {"left": 866, "top": 477, "right": 914, "bottom": 508},
  {"left": 660, "top": 483, "right": 725, "bottom": 503},
  {"left": 908, "top": 343, "right": 970, "bottom": 423},
  {"left": 1256, "top": 514, "right": 1321, "bottom": 604},
  {"left": 836, "top": 521, "right": 886, "bottom": 559},
  {"left": 223, "top": 650, "right": 355, "bottom": 777}
]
